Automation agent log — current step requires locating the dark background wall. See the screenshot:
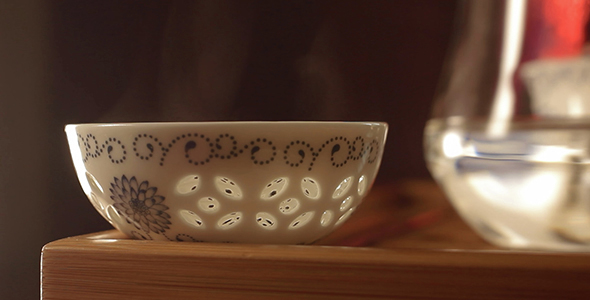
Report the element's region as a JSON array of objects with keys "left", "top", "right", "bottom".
[{"left": 0, "top": 1, "right": 456, "bottom": 299}]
